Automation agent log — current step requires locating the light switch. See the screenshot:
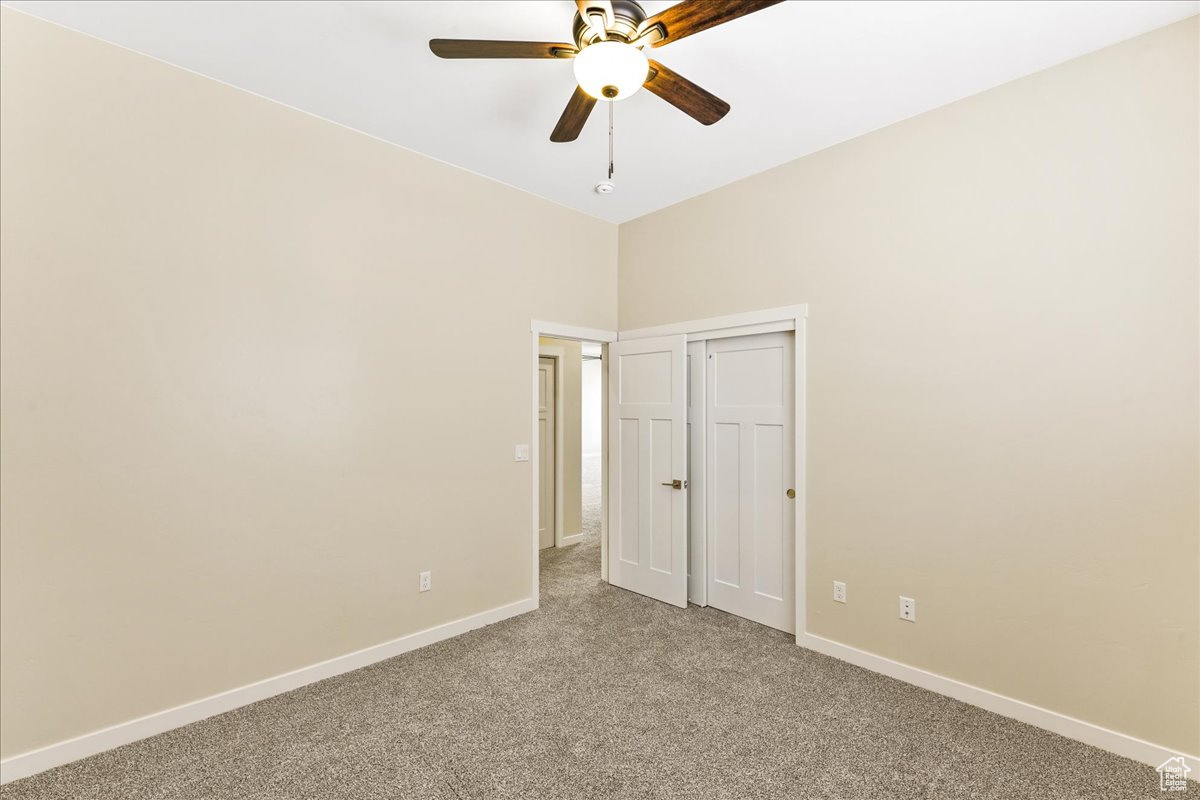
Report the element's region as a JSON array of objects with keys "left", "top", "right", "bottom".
[{"left": 515, "top": 444, "right": 530, "bottom": 462}]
